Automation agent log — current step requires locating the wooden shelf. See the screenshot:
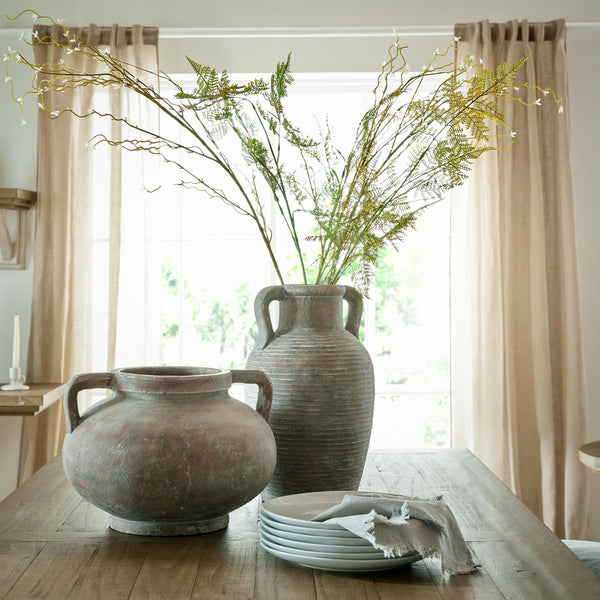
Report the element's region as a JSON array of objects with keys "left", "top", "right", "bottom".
[
  {"left": 0, "top": 383, "right": 65, "bottom": 416},
  {"left": 579, "top": 441, "right": 600, "bottom": 475},
  {"left": 0, "top": 189, "right": 36, "bottom": 269},
  {"left": 0, "top": 188, "right": 37, "bottom": 210}
]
